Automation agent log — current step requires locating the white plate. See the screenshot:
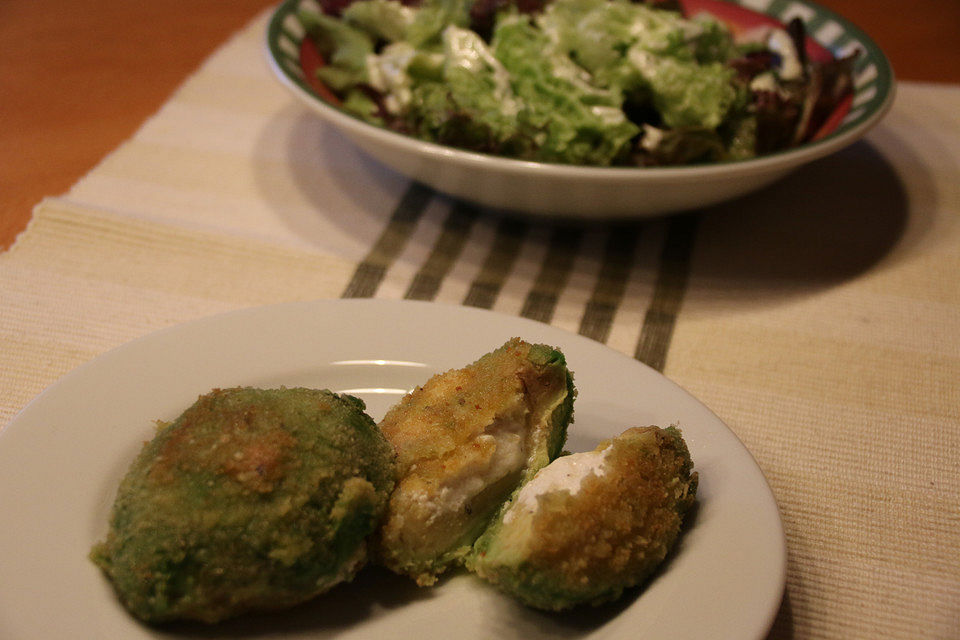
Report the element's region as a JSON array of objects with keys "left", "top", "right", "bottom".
[{"left": 0, "top": 300, "right": 785, "bottom": 638}]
